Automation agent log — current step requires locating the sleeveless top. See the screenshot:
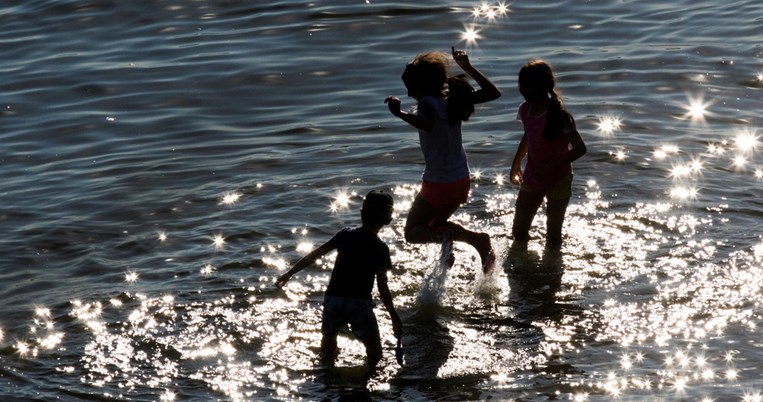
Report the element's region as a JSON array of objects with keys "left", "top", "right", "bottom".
[
  {"left": 416, "top": 96, "right": 470, "bottom": 183},
  {"left": 517, "top": 101, "right": 574, "bottom": 190}
]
